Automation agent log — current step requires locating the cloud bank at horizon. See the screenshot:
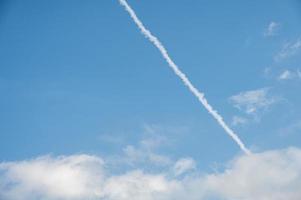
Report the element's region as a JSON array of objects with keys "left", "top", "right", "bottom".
[{"left": 1, "top": 147, "right": 301, "bottom": 200}]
